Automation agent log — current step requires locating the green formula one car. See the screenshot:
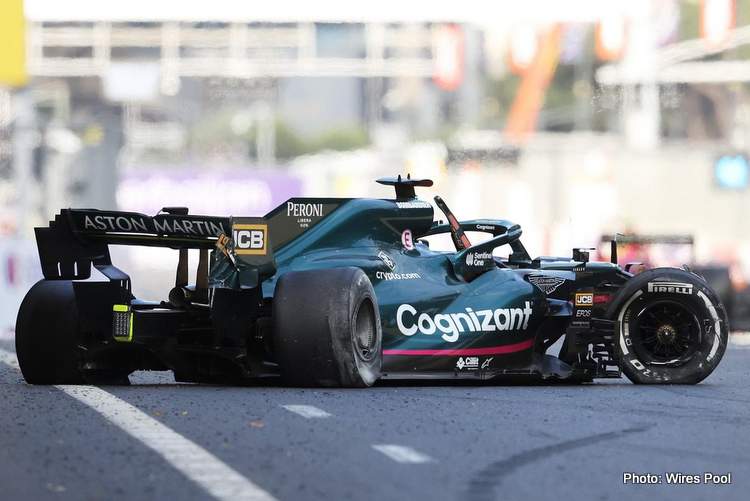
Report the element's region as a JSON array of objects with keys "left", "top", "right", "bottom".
[{"left": 16, "top": 176, "right": 728, "bottom": 386}]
